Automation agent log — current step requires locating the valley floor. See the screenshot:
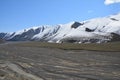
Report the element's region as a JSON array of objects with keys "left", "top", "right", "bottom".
[{"left": 0, "top": 42, "right": 120, "bottom": 80}]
